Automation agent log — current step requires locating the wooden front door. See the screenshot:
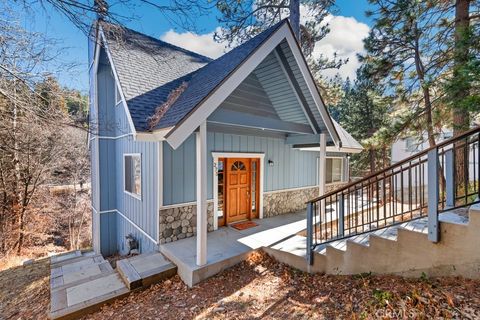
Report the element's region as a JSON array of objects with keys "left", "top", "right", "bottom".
[{"left": 226, "top": 158, "right": 251, "bottom": 223}]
